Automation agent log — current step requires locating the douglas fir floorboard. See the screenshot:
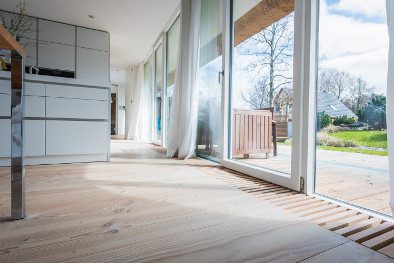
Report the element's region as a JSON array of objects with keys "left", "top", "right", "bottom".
[{"left": 0, "top": 140, "right": 392, "bottom": 262}]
